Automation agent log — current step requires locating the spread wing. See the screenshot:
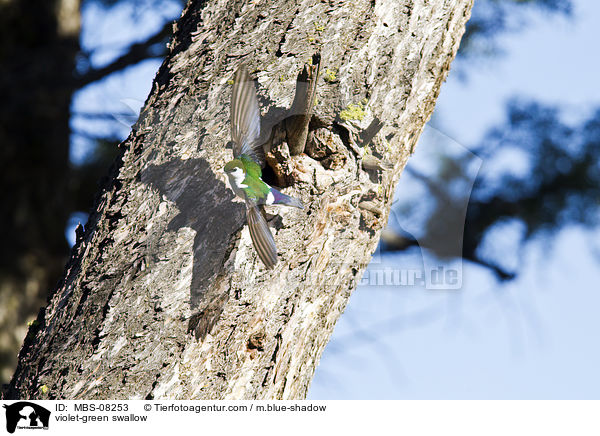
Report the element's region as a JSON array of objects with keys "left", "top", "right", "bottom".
[
  {"left": 246, "top": 202, "right": 277, "bottom": 269},
  {"left": 230, "top": 66, "right": 265, "bottom": 166}
]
